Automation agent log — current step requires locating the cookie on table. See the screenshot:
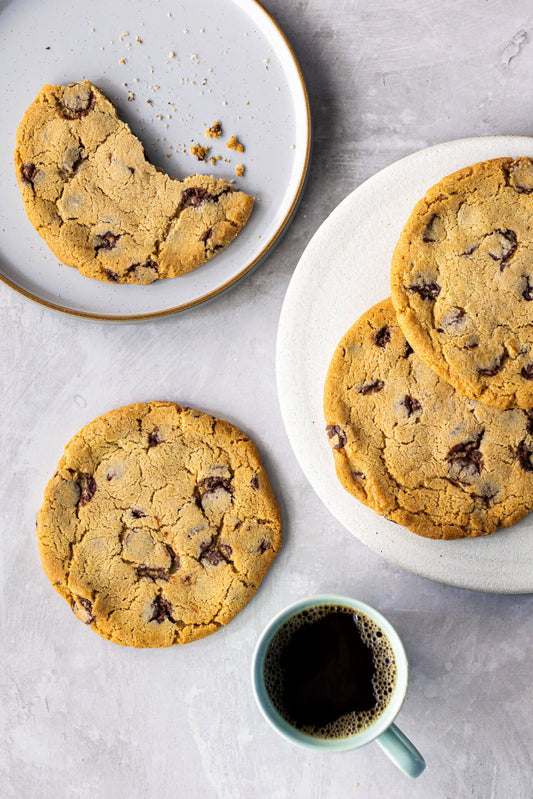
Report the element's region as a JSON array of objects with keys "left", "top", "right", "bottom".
[
  {"left": 15, "top": 81, "right": 254, "bottom": 284},
  {"left": 391, "top": 157, "right": 533, "bottom": 410},
  {"left": 324, "top": 298, "right": 533, "bottom": 540},
  {"left": 36, "top": 402, "right": 281, "bottom": 647}
]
